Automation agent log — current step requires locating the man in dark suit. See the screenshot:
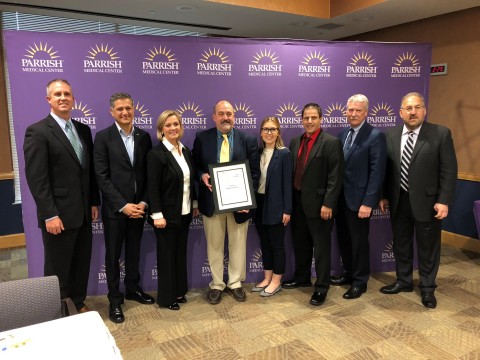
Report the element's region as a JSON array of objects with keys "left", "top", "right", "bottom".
[
  {"left": 192, "top": 100, "right": 260, "bottom": 305},
  {"left": 94, "top": 92, "right": 154, "bottom": 323},
  {"left": 24, "top": 79, "right": 100, "bottom": 313},
  {"left": 281, "top": 103, "right": 344, "bottom": 306},
  {"left": 379, "top": 92, "right": 457, "bottom": 309},
  {"left": 331, "top": 94, "right": 386, "bottom": 299}
]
